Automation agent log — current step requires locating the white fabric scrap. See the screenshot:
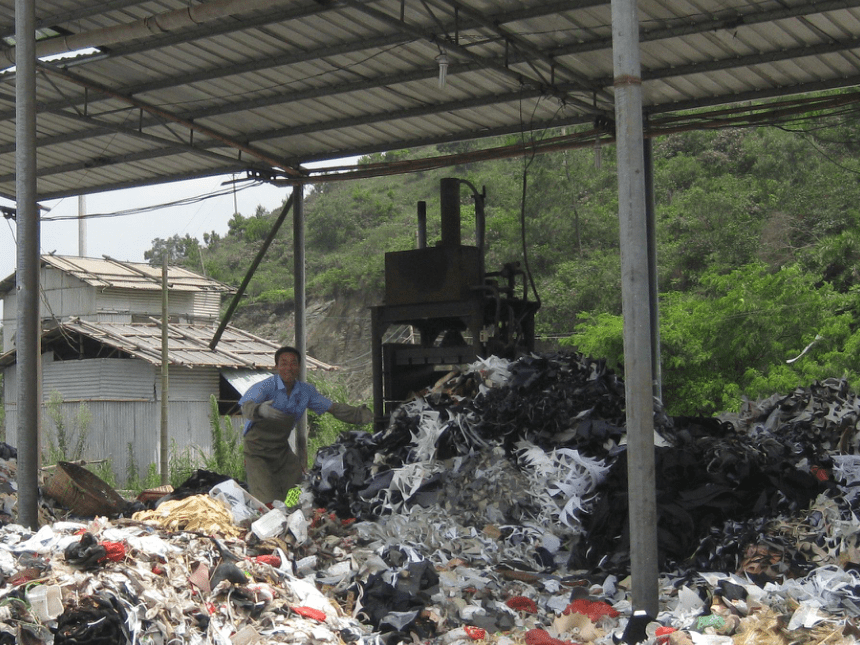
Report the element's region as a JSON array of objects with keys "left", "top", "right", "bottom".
[
  {"left": 832, "top": 454, "right": 860, "bottom": 503},
  {"left": 470, "top": 355, "right": 513, "bottom": 391},
  {"left": 515, "top": 441, "right": 607, "bottom": 532},
  {"left": 689, "top": 635, "right": 733, "bottom": 645},
  {"left": 787, "top": 601, "right": 824, "bottom": 630},
  {"left": 383, "top": 462, "right": 444, "bottom": 512},
  {"left": 9, "top": 524, "right": 62, "bottom": 554}
]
